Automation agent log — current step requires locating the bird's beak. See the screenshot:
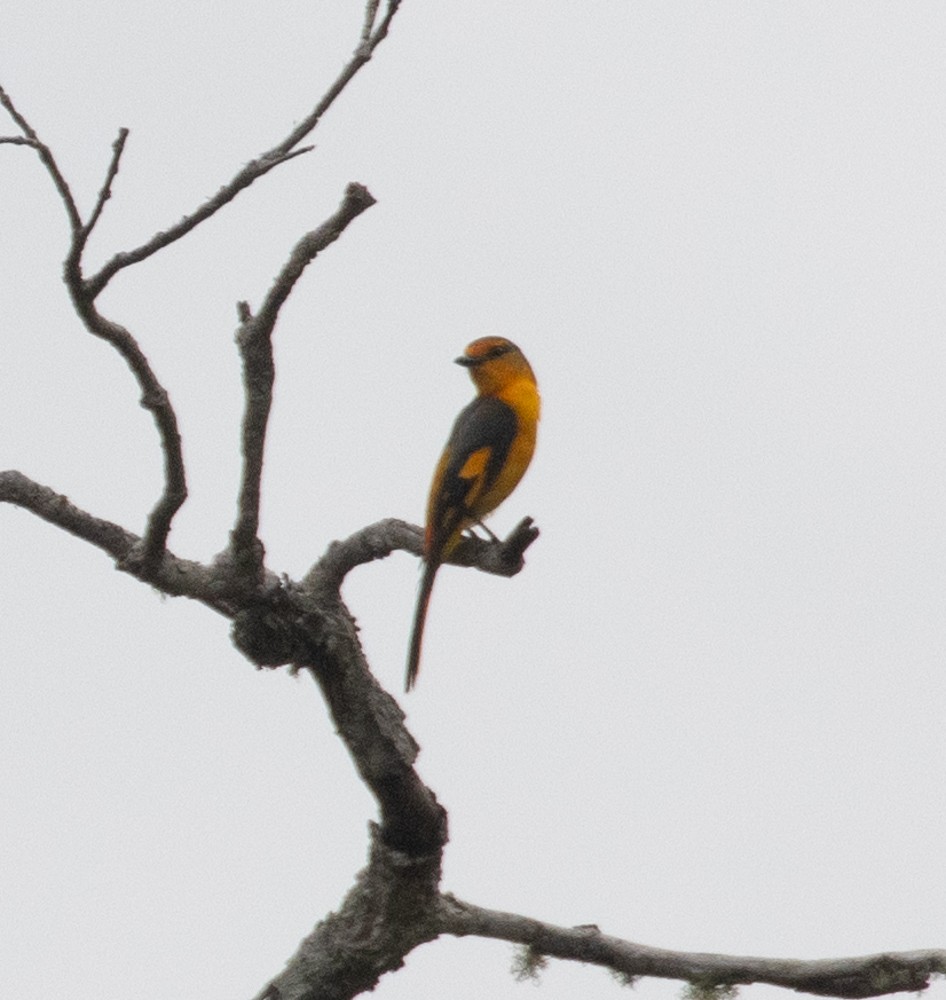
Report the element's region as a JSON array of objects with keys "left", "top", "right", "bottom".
[{"left": 455, "top": 354, "right": 475, "bottom": 367}]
